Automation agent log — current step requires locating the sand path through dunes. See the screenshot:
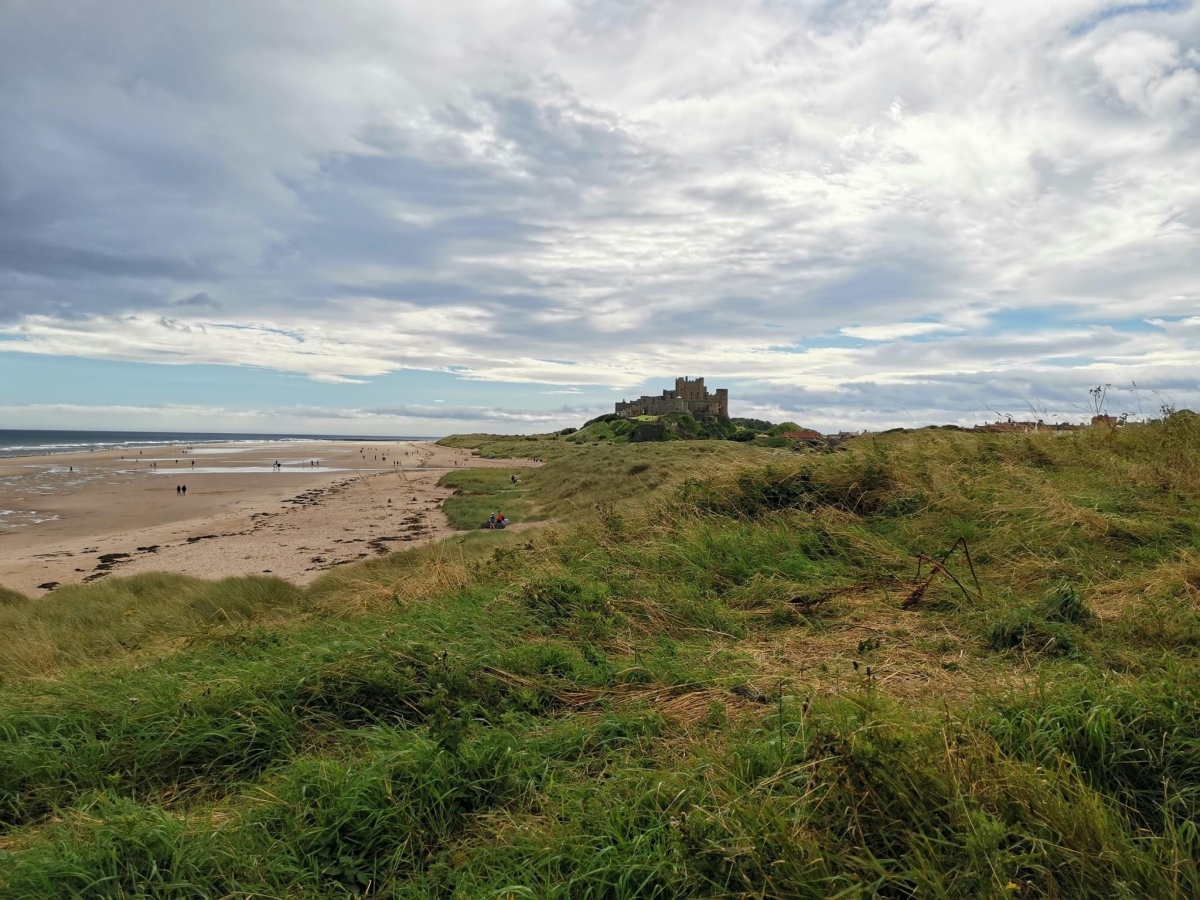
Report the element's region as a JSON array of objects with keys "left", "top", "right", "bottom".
[{"left": 0, "top": 440, "right": 539, "bottom": 595}]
